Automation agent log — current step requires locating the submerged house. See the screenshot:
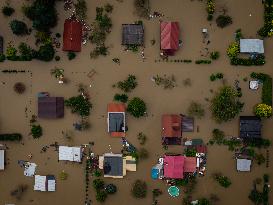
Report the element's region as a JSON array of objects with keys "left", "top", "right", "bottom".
[
  {"left": 63, "top": 19, "right": 82, "bottom": 52},
  {"left": 34, "top": 175, "right": 56, "bottom": 192},
  {"left": 163, "top": 155, "right": 197, "bottom": 179},
  {"left": 38, "top": 96, "right": 64, "bottom": 119},
  {"left": 160, "top": 22, "right": 180, "bottom": 56},
  {"left": 58, "top": 146, "right": 82, "bottom": 162},
  {"left": 107, "top": 103, "right": 126, "bottom": 137},
  {"left": 99, "top": 153, "right": 136, "bottom": 178},
  {"left": 239, "top": 116, "right": 262, "bottom": 139},
  {"left": 162, "top": 114, "right": 182, "bottom": 145},
  {"left": 240, "top": 39, "right": 264, "bottom": 54},
  {"left": 122, "top": 24, "right": 144, "bottom": 46}
]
